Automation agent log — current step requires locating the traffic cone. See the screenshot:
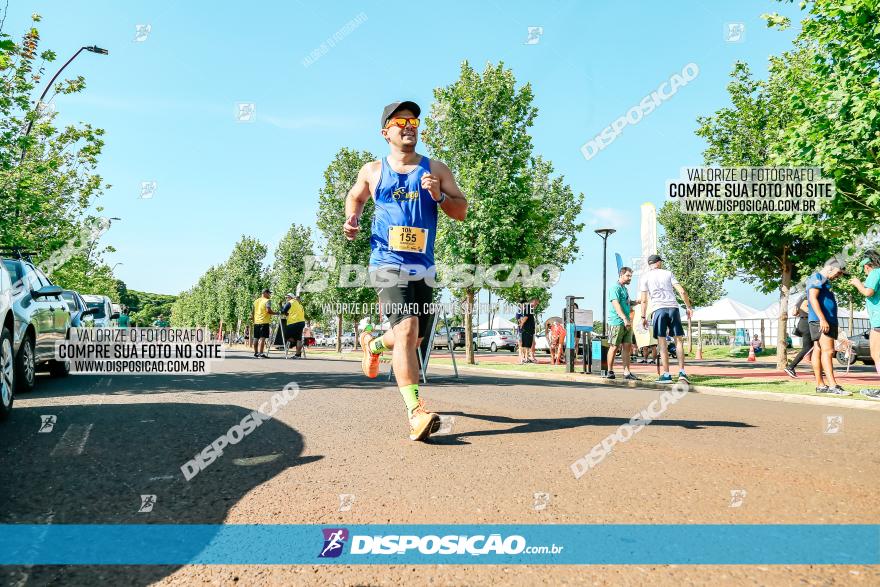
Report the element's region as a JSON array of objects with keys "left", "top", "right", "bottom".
[{"left": 747, "top": 345, "right": 756, "bottom": 362}]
